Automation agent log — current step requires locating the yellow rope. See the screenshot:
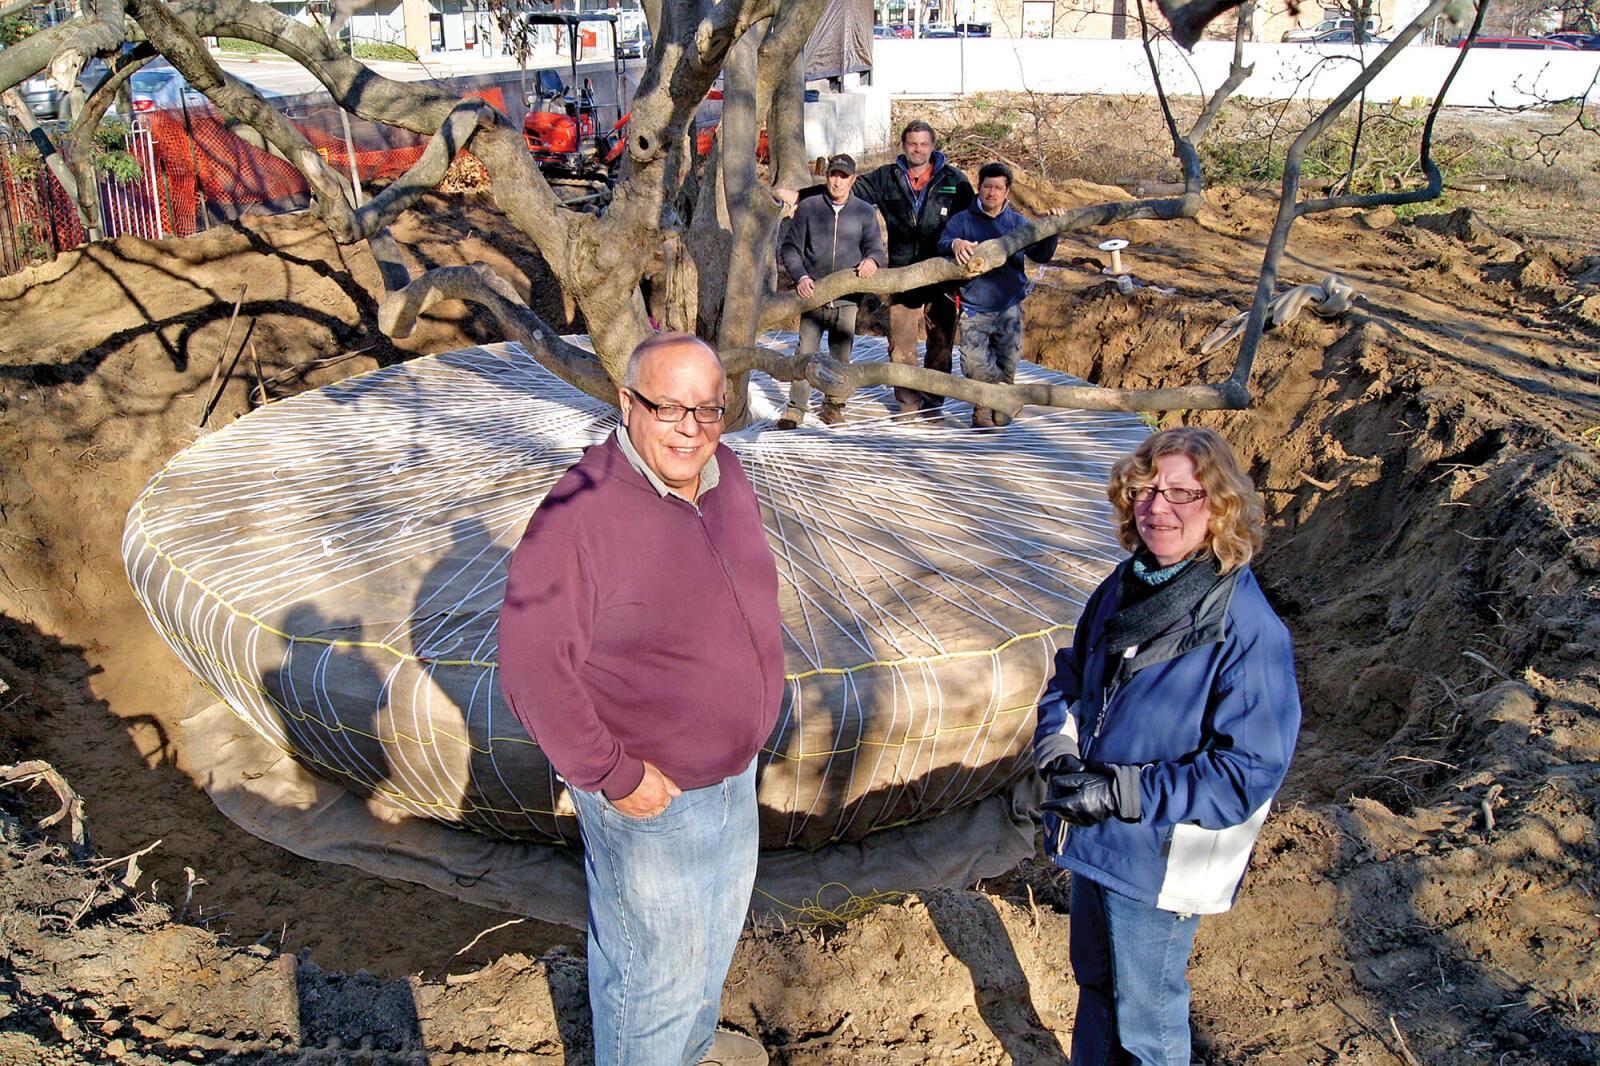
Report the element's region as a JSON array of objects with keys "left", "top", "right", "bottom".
[{"left": 753, "top": 882, "right": 905, "bottom": 927}]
